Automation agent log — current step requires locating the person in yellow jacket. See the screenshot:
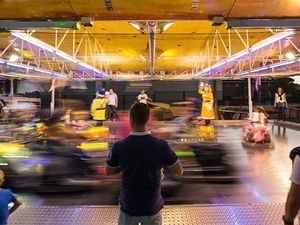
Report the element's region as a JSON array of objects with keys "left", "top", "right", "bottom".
[
  {"left": 91, "top": 94, "right": 108, "bottom": 126},
  {"left": 198, "top": 83, "right": 215, "bottom": 125}
]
